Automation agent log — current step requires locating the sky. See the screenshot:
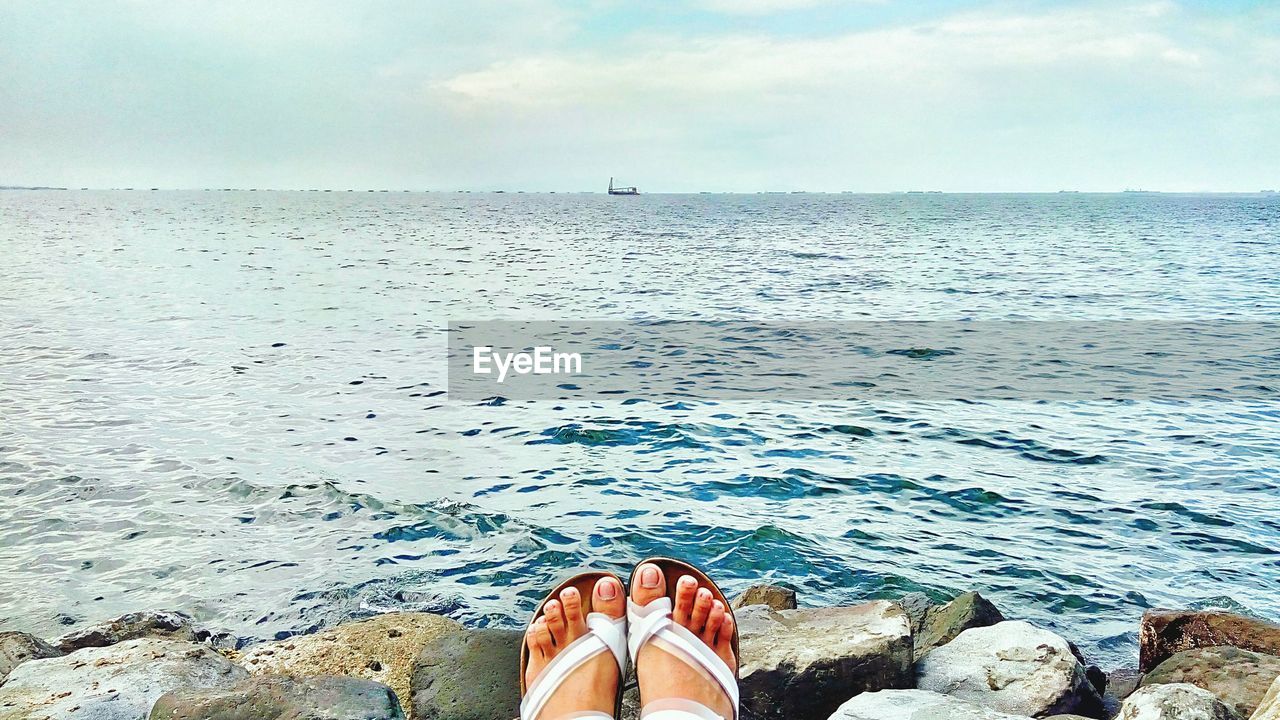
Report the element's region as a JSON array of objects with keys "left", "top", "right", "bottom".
[{"left": 0, "top": 0, "right": 1277, "bottom": 192}]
